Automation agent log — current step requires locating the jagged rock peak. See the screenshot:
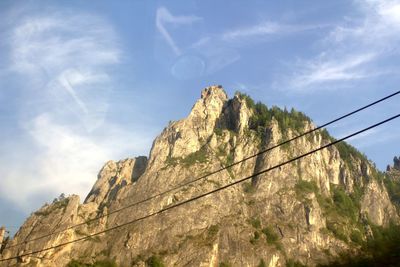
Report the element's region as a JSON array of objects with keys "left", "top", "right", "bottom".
[
  {"left": 188, "top": 85, "right": 228, "bottom": 121},
  {"left": 84, "top": 156, "right": 148, "bottom": 205},
  {"left": 386, "top": 155, "right": 400, "bottom": 171},
  {"left": 200, "top": 85, "right": 228, "bottom": 101},
  {"left": 148, "top": 86, "right": 230, "bottom": 168},
  {"left": 3, "top": 86, "right": 400, "bottom": 267}
]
